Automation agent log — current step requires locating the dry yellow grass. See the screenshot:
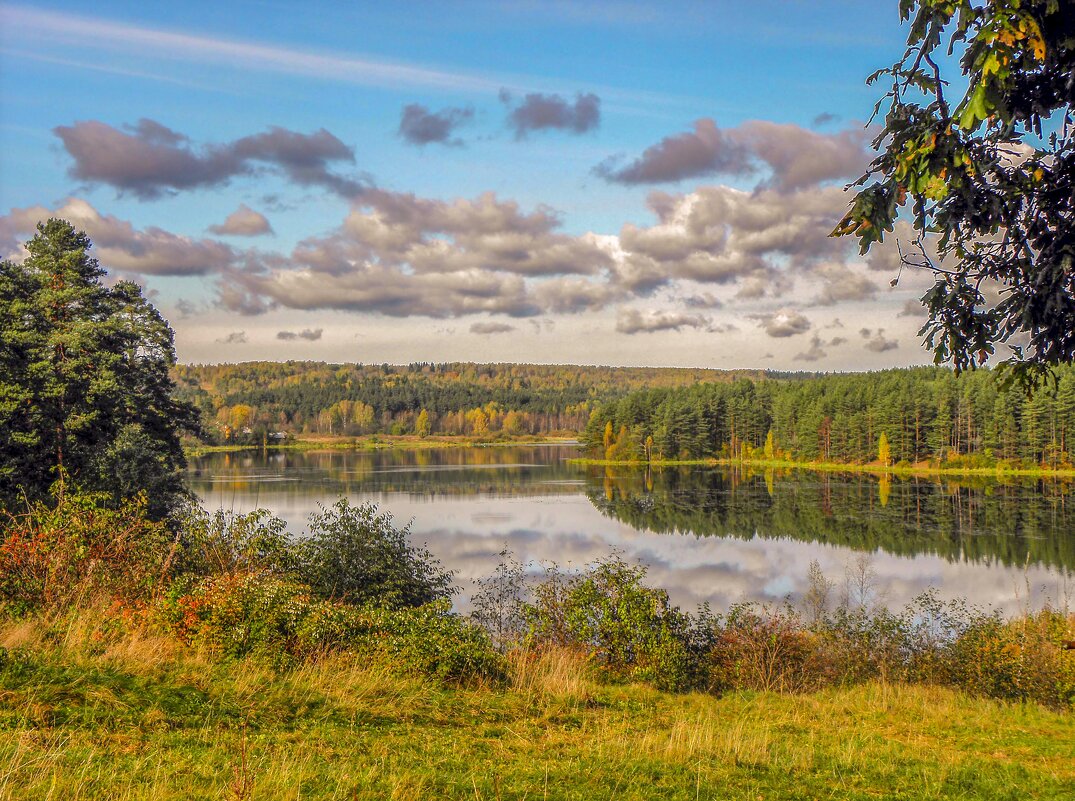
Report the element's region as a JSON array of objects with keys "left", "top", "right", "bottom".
[{"left": 0, "top": 617, "right": 1072, "bottom": 799}]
